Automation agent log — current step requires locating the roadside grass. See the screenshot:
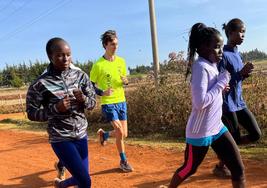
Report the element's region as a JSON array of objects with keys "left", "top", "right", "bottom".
[
  {"left": 254, "top": 59, "right": 267, "bottom": 65},
  {"left": 0, "top": 118, "right": 266, "bottom": 161}
]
